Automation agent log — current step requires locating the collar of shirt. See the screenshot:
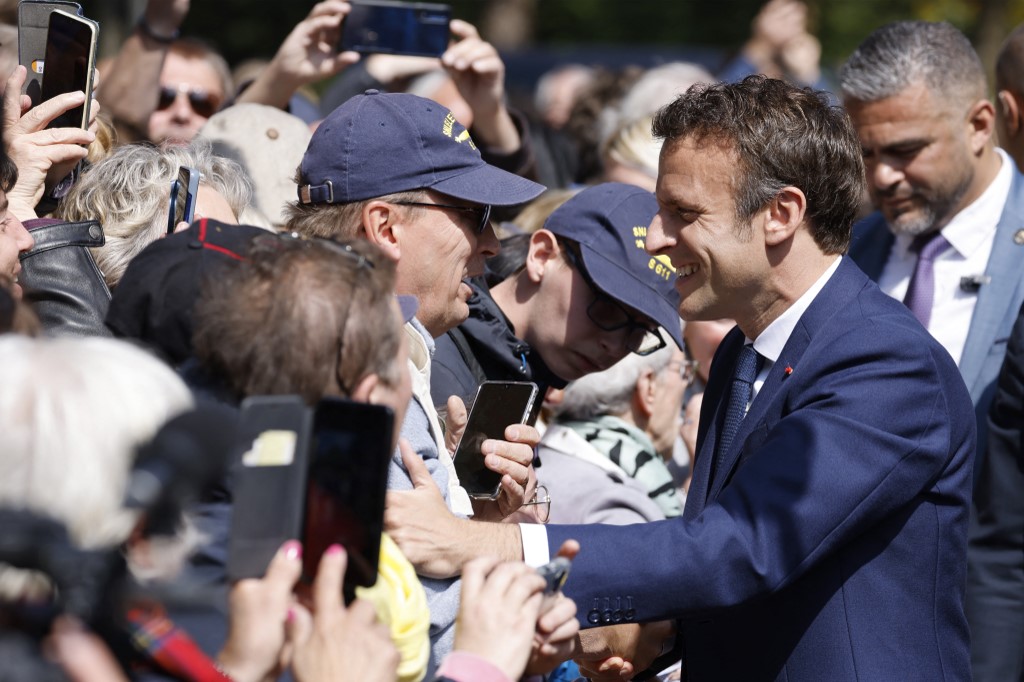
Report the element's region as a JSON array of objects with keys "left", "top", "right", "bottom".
[
  {"left": 748, "top": 256, "right": 843, "bottom": 365},
  {"left": 893, "top": 147, "right": 1012, "bottom": 260}
]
